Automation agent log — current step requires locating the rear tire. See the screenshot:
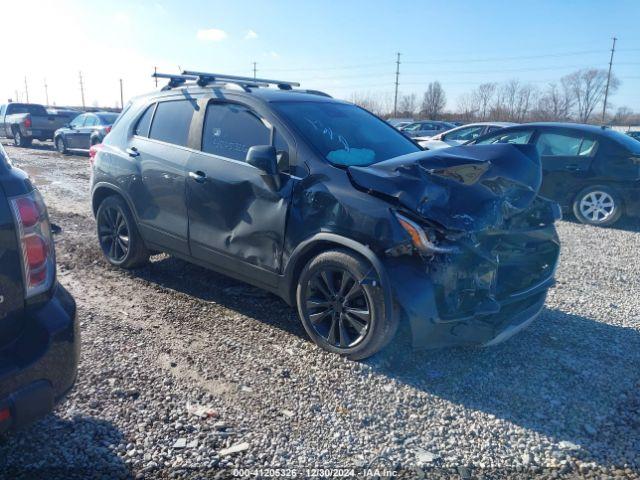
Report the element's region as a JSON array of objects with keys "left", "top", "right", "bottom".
[
  {"left": 96, "top": 195, "right": 149, "bottom": 269},
  {"left": 573, "top": 185, "right": 623, "bottom": 227},
  {"left": 13, "top": 129, "right": 32, "bottom": 147},
  {"left": 296, "top": 249, "right": 396, "bottom": 360}
]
